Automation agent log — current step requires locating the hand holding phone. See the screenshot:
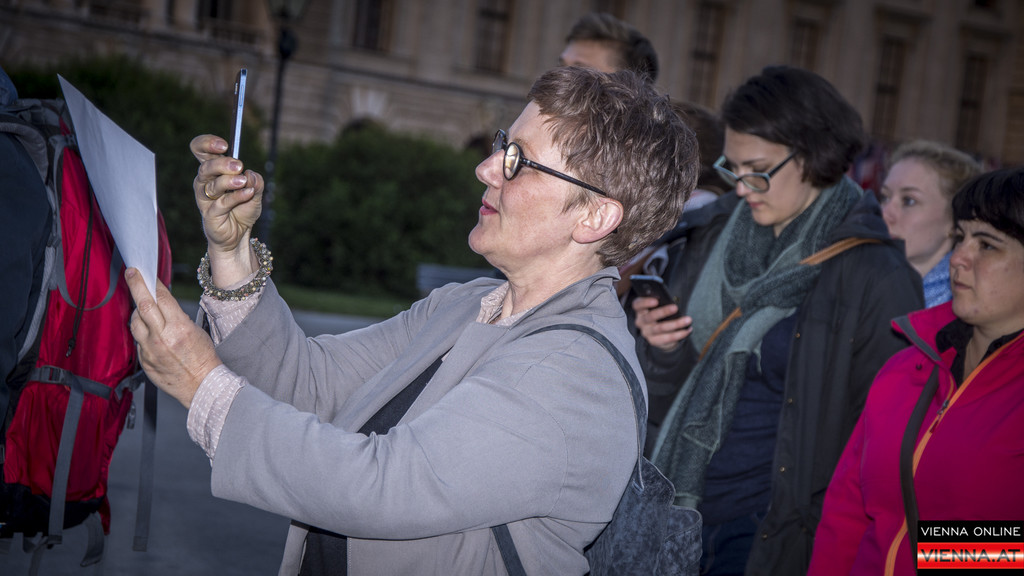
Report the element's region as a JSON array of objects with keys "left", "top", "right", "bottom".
[
  {"left": 630, "top": 274, "right": 682, "bottom": 321},
  {"left": 230, "top": 68, "right": 247, "bottom": 160}
]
